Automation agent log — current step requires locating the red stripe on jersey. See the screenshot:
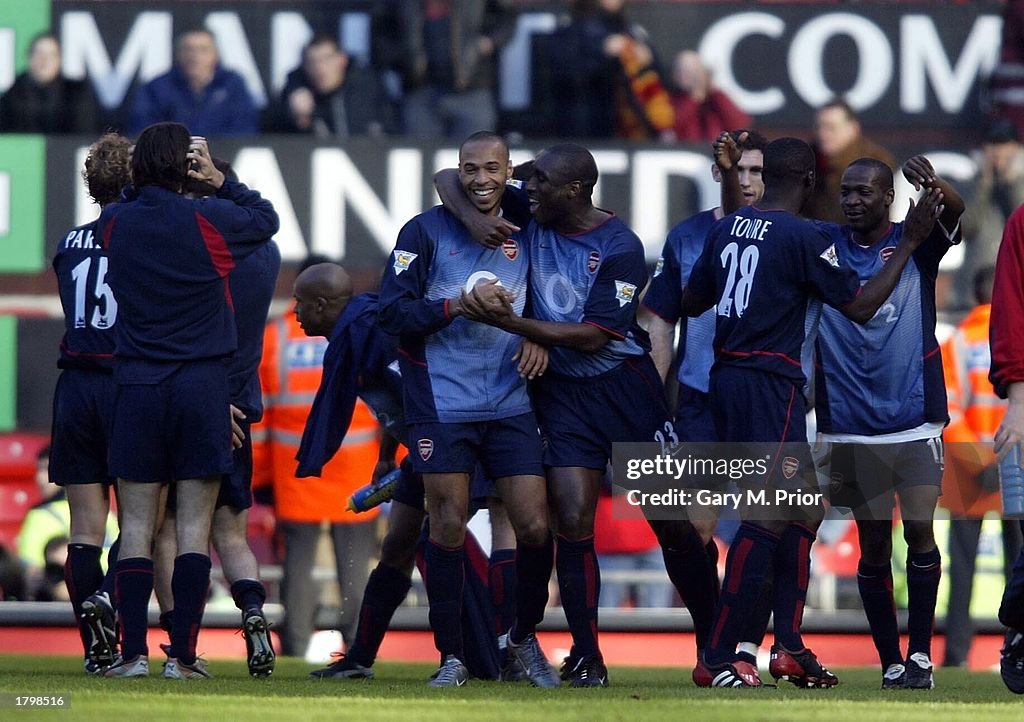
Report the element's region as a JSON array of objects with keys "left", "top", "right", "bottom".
[
  {"left": 718, "top": 348, "right": 802, "bottom": 368},
  {"left": 101, "top": 215, "right": 117, "bottom": 249},
  {"left": 583, "top": 320, "right": 626, "bottom": 340},
  {"left": 195, "top": 211, "right": 235, "bottom": 310}
]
